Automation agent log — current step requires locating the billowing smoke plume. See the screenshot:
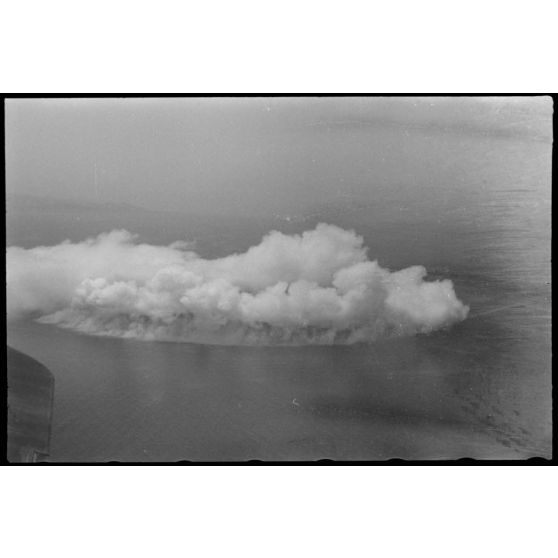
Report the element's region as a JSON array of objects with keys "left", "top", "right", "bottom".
[{"left": 6, "top": 224, "right": 468, "bottom": 345}]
